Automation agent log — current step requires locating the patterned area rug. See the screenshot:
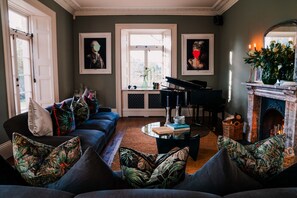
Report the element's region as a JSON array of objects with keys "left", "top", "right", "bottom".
[{"left": 111, "top": 127, "right": 218, "bottom": 174}]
